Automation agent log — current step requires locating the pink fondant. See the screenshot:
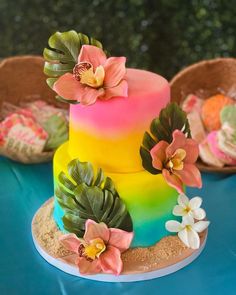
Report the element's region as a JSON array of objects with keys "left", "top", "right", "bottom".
[{"left": 70, "top": 69, "right": 170, "bottom": 136}]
